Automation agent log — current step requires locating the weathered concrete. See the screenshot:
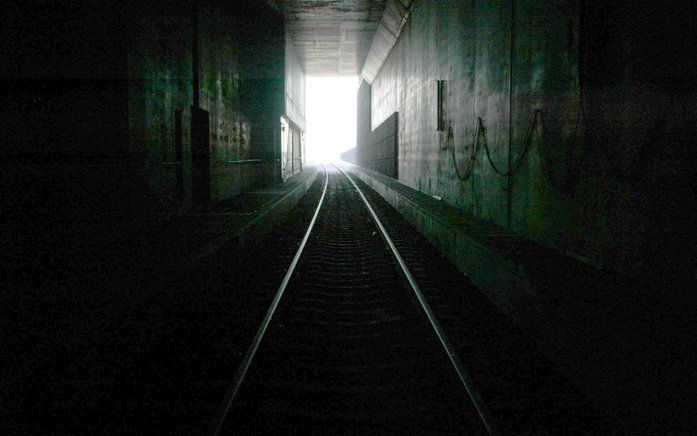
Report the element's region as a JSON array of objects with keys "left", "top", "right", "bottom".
[
  {"left": 371, "top": 0, "right": 510, "bottom": 229},
  {"left": 360, "top": 0, "right": 412, "bottom": 83},
  {"left": 341, "top": 111, "right": 398, "bottom": 178},
  {"left": 275, "top": 0, "right": 386, "bottom": 75},
  {"left": 284, "top": 32, "right": 306, "bottom": 133},
  {"left": 368, "top": 0, "right": 697, "bottom": 284},
  {"left": 283, "top": 30, "right": 306, "bottom": 178},
  {"left": 236, "top": 2, "right": 287, "bottom": 187},
  {"left": 1, "top": 3, "right": 292, "bottom": 426},
  {"left": 125, "top": 1, "right": 286, "bottom": 211},
  {"left": 362, "top": 1, "right": 697, "bottom": 432}
]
